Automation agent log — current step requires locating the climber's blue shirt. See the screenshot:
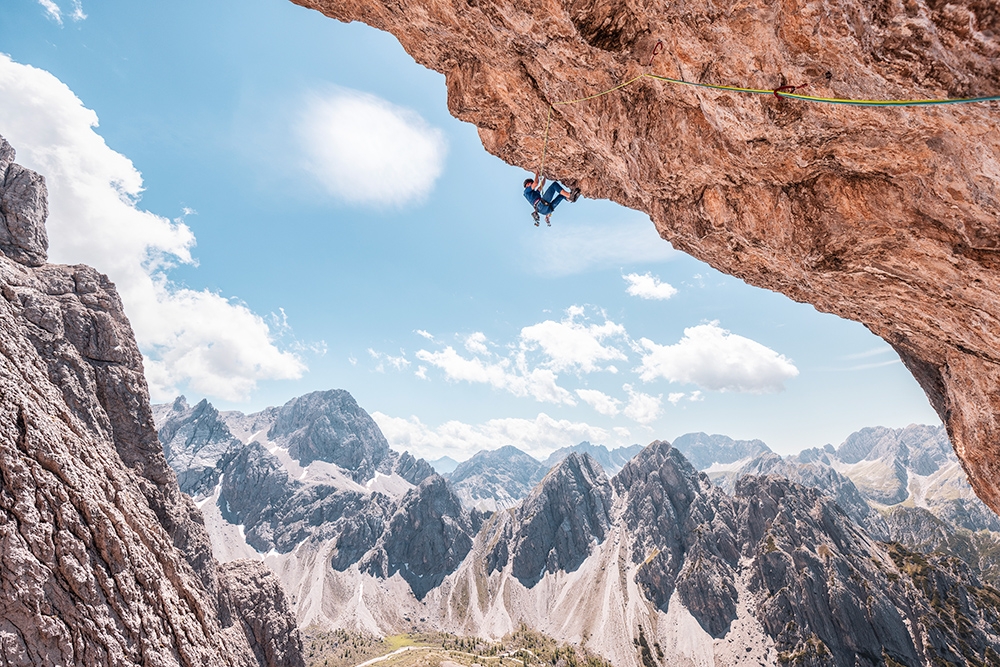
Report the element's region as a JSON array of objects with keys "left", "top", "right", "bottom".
[{"left": 524, "top": 186, "right": 541, "bottom": 207}]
